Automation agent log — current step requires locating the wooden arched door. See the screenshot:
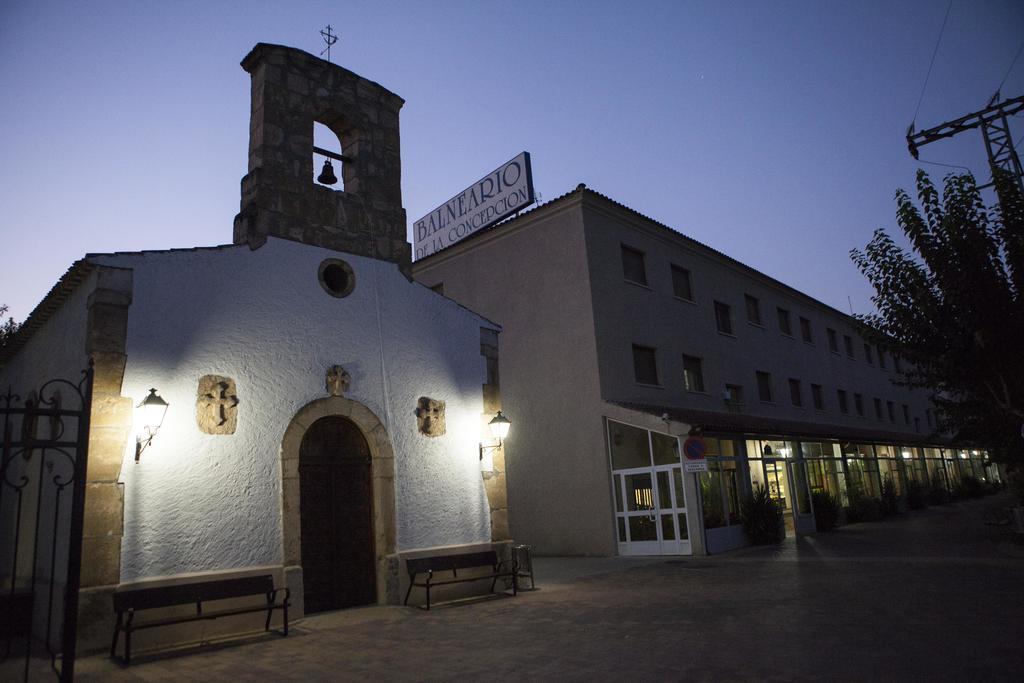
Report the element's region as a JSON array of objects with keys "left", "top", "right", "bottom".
[{"left": 298, "top": 416, "right": 376, "bottom": 613}]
